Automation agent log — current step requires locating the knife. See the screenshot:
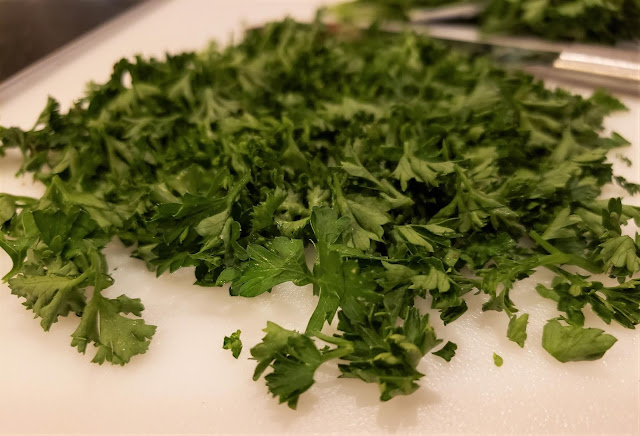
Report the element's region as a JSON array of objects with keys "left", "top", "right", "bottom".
[{"left": 403, "top": 4, "right": 640, "bottom": 95}]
